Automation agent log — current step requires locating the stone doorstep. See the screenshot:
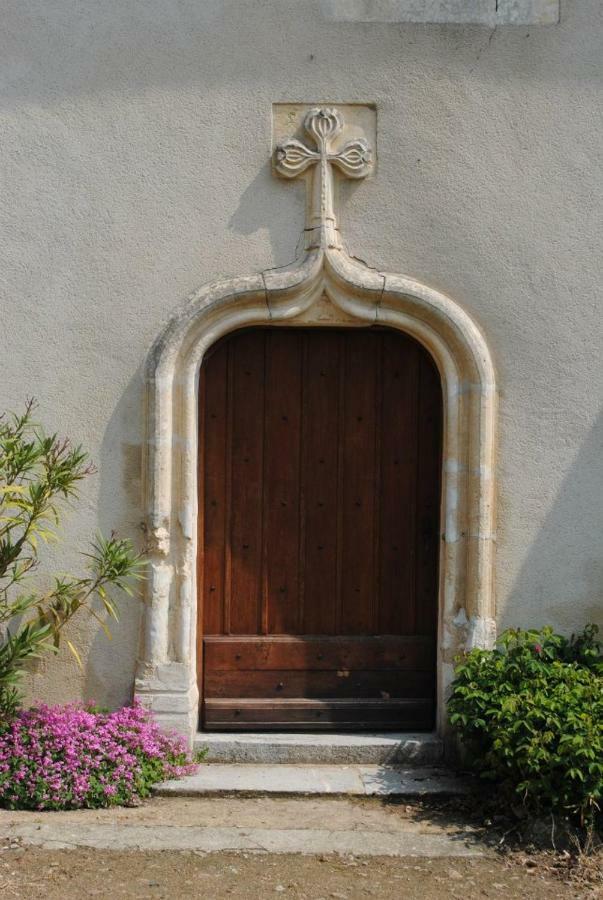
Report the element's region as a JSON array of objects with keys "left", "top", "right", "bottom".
[
  {"left": 194, "top": 731, "right": 444, "bottom": 765},
  {"left": 155, "top": 764, "right": 471, "bottom": 798}
]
